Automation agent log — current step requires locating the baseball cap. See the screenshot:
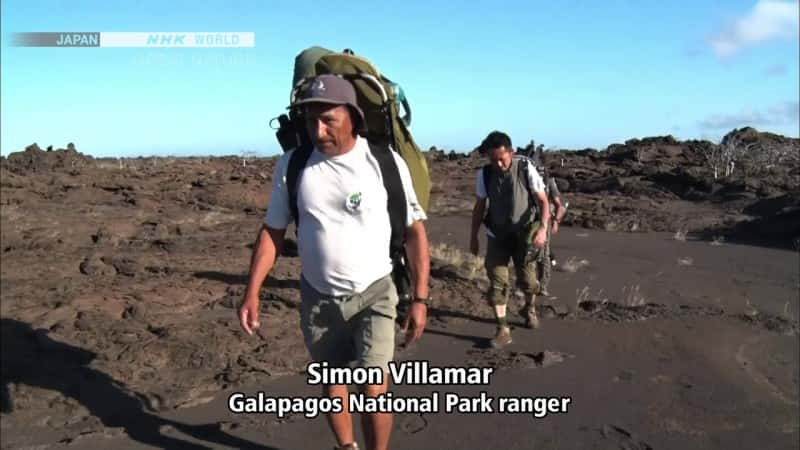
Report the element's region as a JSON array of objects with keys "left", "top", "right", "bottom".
[{"left": 290, "top": 74, "right": 366, "bottom": 130}]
